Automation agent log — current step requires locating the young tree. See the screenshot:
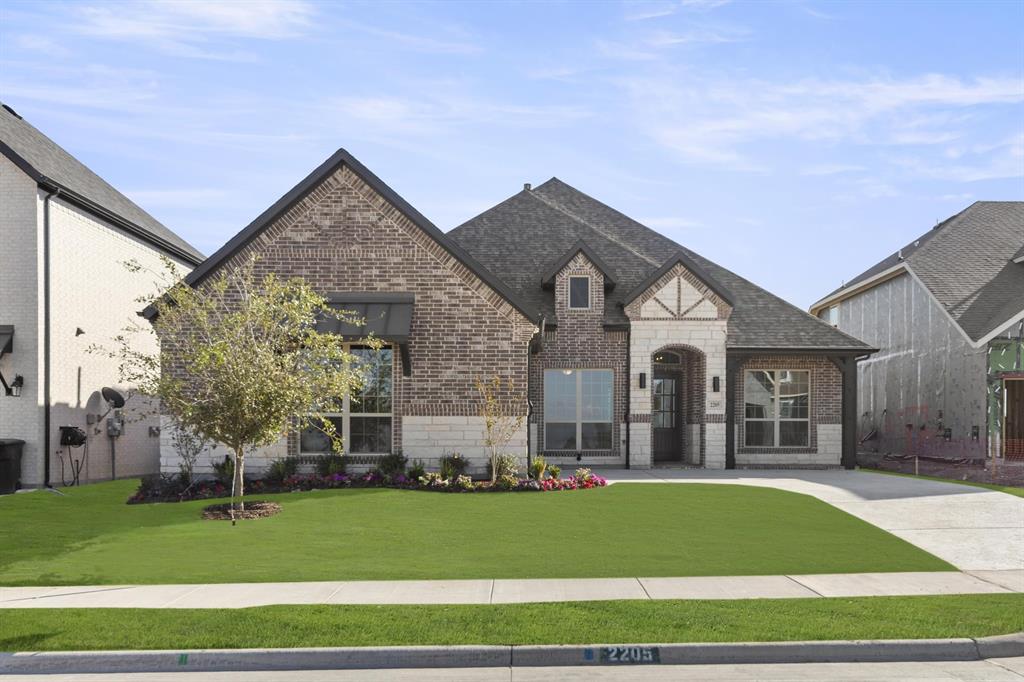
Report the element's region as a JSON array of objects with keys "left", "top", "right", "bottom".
[
  {"left": 474, "top": 375, "right": 526, "bottom": 484},
  {"left": 104, "top": 257, "right": 376, "bottom": 523}
]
